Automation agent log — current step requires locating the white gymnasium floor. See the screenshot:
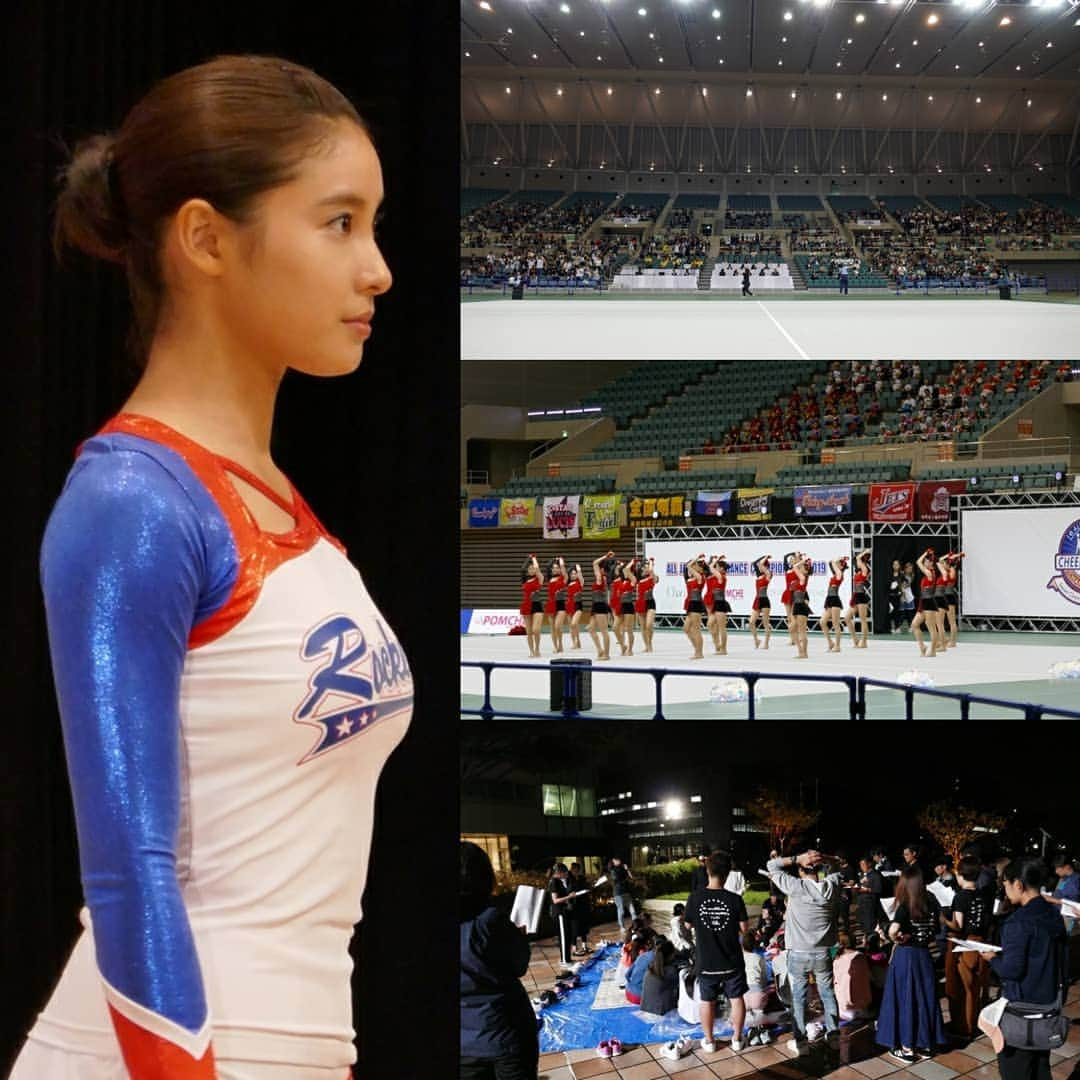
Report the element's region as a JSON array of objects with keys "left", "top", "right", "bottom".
[
  {"left": 460, "top": 629, "right": 1080, "bottom": 720},
  {"left": 460, "top": 297, "right": 1080, "bottom": 361}
]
